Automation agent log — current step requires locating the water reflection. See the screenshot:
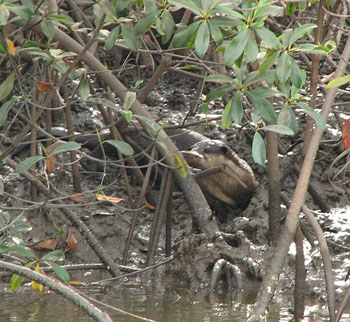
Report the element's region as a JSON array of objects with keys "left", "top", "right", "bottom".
[{"left": 0, "top": 278, "right": 335, "bottom": 321}]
